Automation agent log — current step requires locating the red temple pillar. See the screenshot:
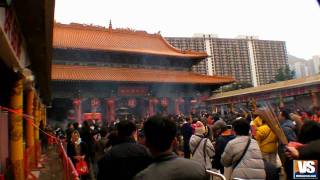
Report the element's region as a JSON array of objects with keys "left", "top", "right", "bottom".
[
  {"left": 175, "top": 97, "right": 184, "bottom": 115},
  {"left": 107, "top": 98, "right": 115, "bottom": 125},
  {"left": 149, "top": 98, "right": 159, "bottom": 116},
  {"left": 174, "top": 98, "right": 180, "bottom": 115},
  {"left": 149, "top": 98, "right": 154, "bottom": 117}
]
